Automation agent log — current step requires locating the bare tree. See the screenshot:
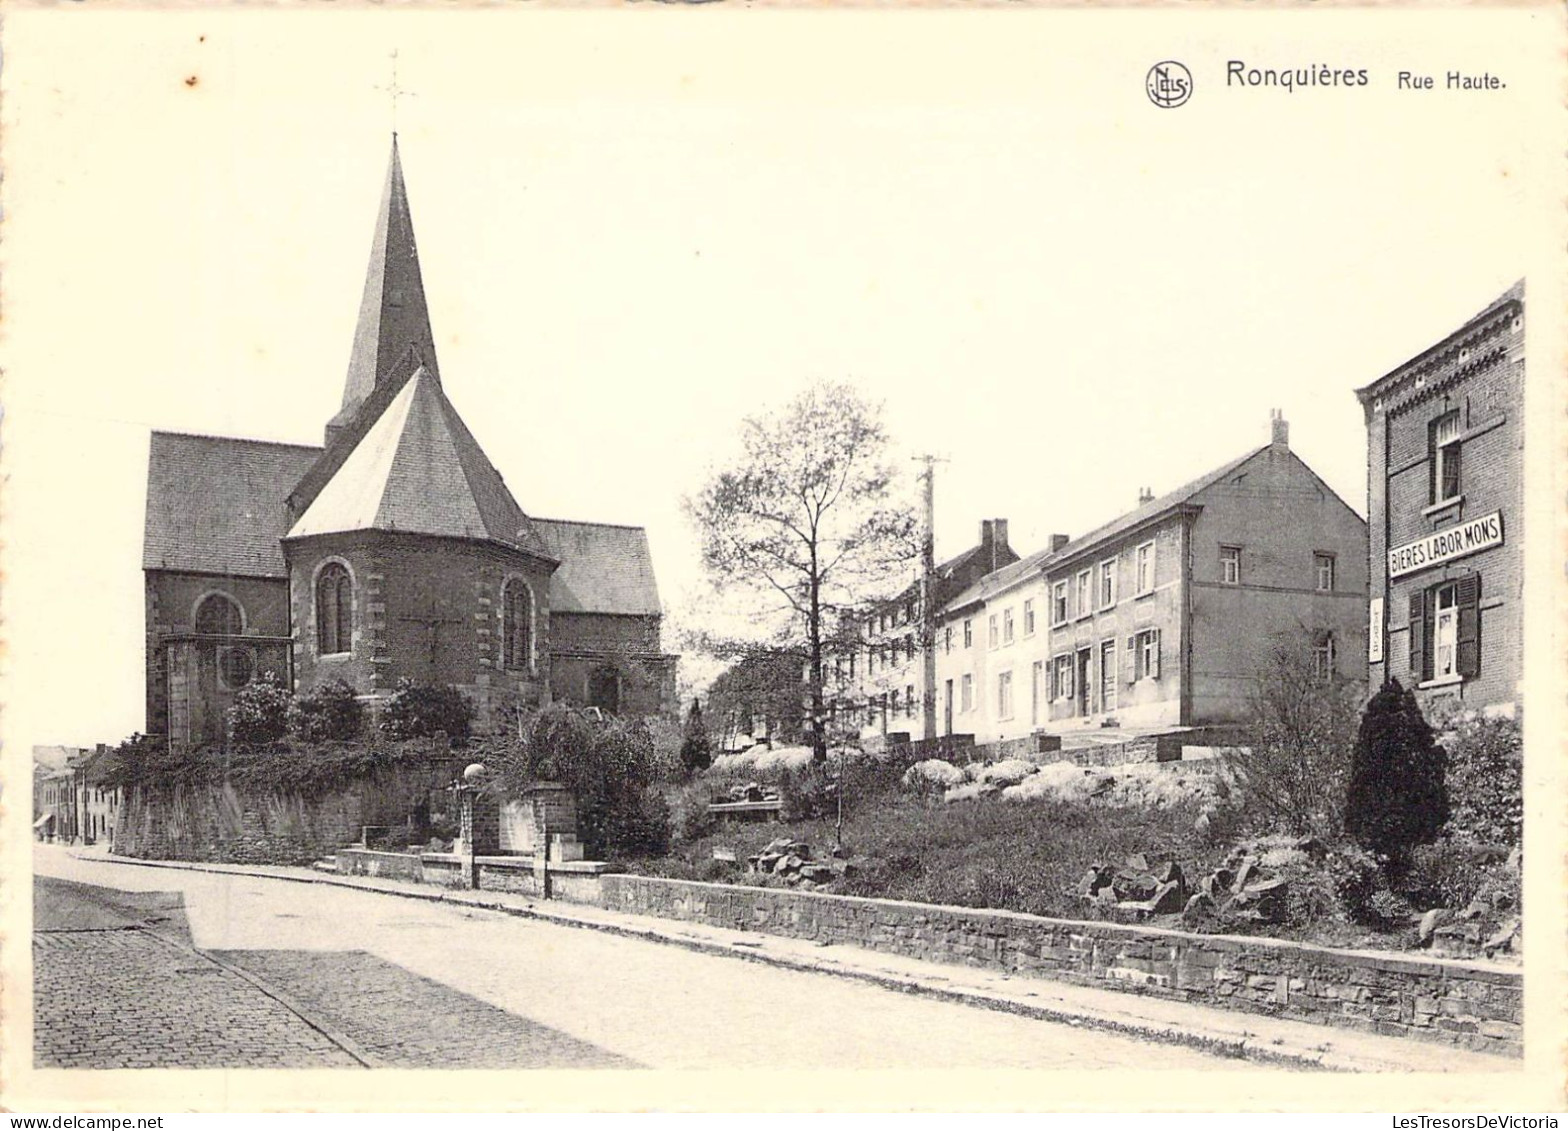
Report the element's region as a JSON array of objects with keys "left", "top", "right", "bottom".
[
  {"left": 685, "top": 382, "right": 918, "bottom": 763},
  {"left": 1224, "top": 630, "right": 1365, "bottom": 838}
]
